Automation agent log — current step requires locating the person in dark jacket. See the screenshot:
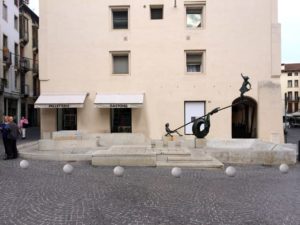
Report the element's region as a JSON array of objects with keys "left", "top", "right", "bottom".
[
  {"left": 7, "top": 116, "right": 19, "bottom": 159},
  {"left": 0, "top": 116, "right": 11, "bottom": 160}
]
